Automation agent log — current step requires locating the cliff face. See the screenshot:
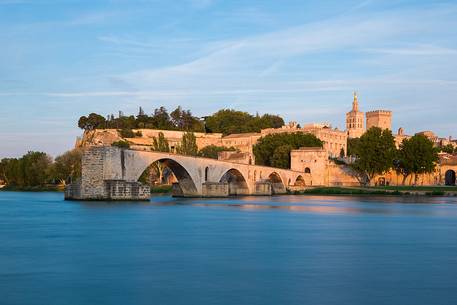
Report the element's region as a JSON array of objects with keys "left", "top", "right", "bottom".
[
  {"left": 77, "top": 129, "right": 122, "bottom": 148},
  {"left": 76, "top": 129, "right": 224, "bottom": 150}
]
